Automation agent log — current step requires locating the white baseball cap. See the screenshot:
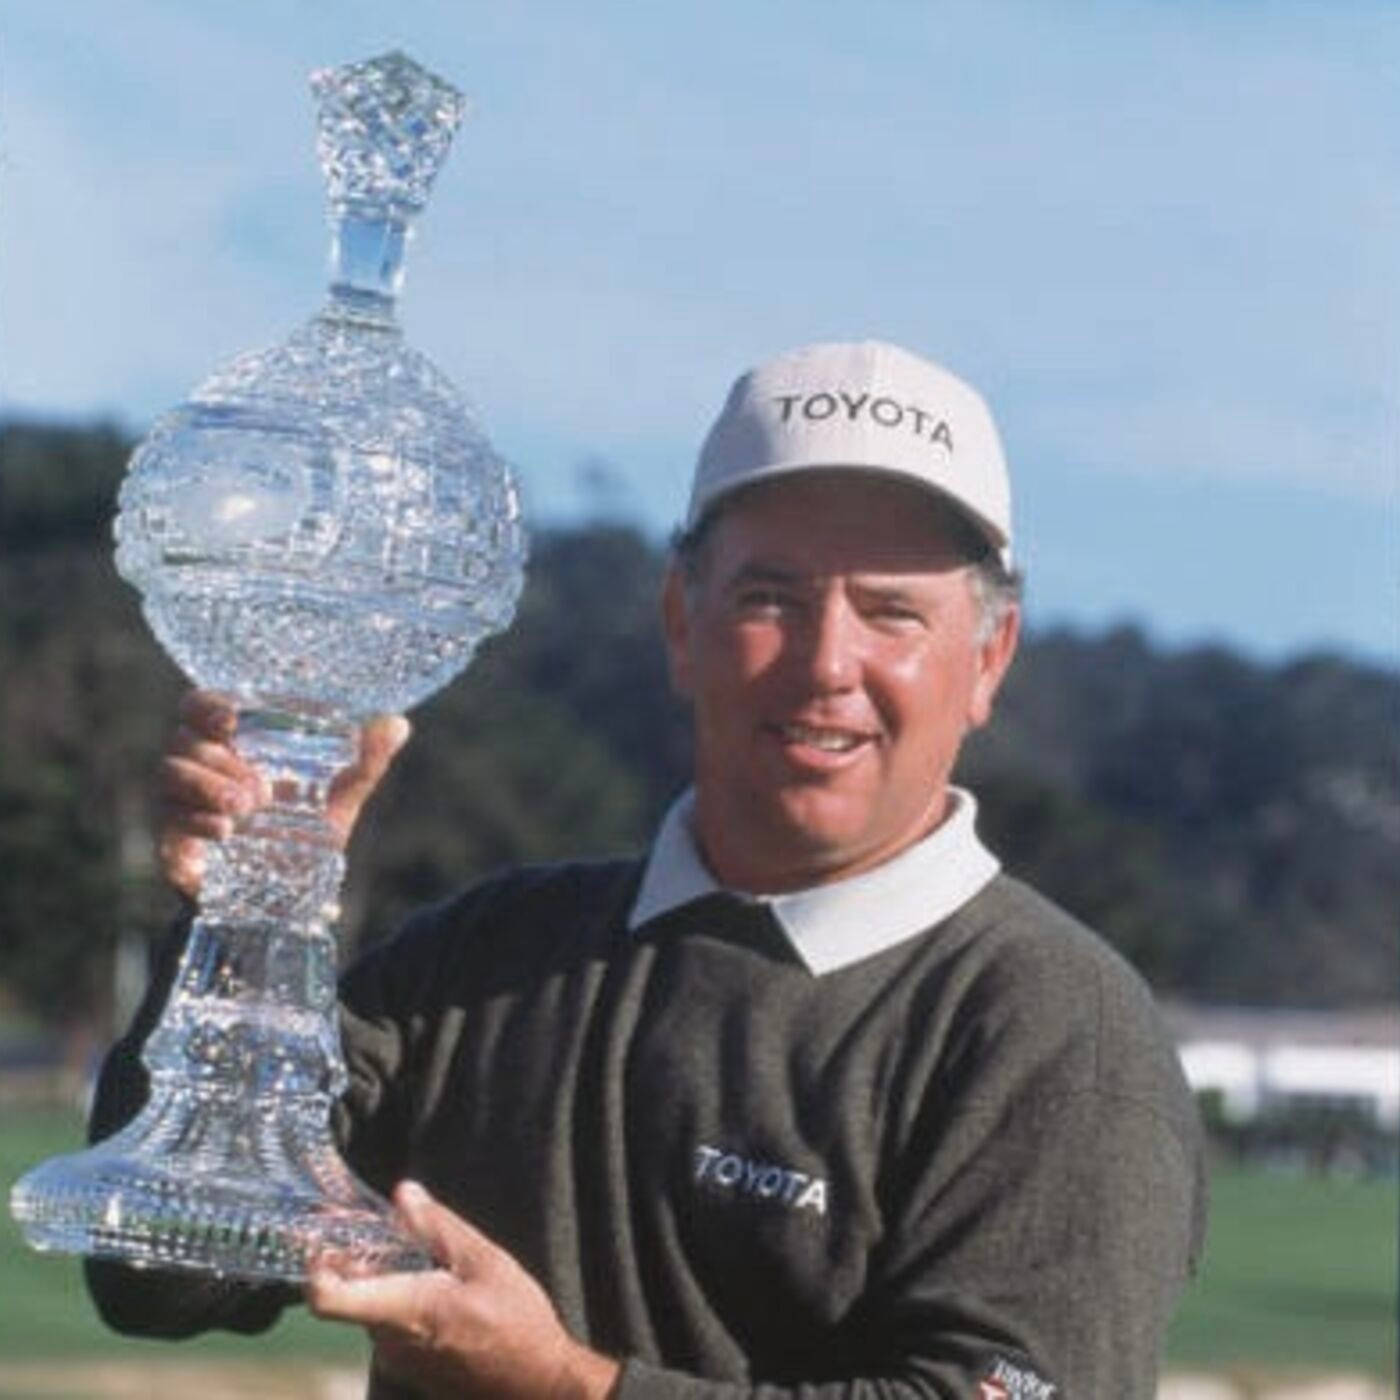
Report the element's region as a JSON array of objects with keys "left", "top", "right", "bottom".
[{"left": 686, "top": 340, "right": 1012, "bottom": 560}]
